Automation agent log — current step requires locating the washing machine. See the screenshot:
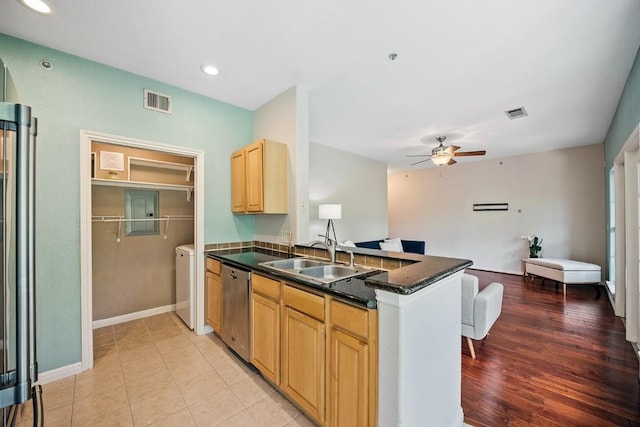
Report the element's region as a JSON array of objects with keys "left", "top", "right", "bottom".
[{"left": 175, "top": 244, "right": 195, "bottom": 329}]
